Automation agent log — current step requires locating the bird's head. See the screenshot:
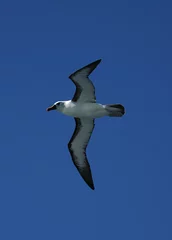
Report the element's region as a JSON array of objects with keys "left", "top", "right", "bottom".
[{"left": 46, "top": 101, "right": 64, "bottom": 112}]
